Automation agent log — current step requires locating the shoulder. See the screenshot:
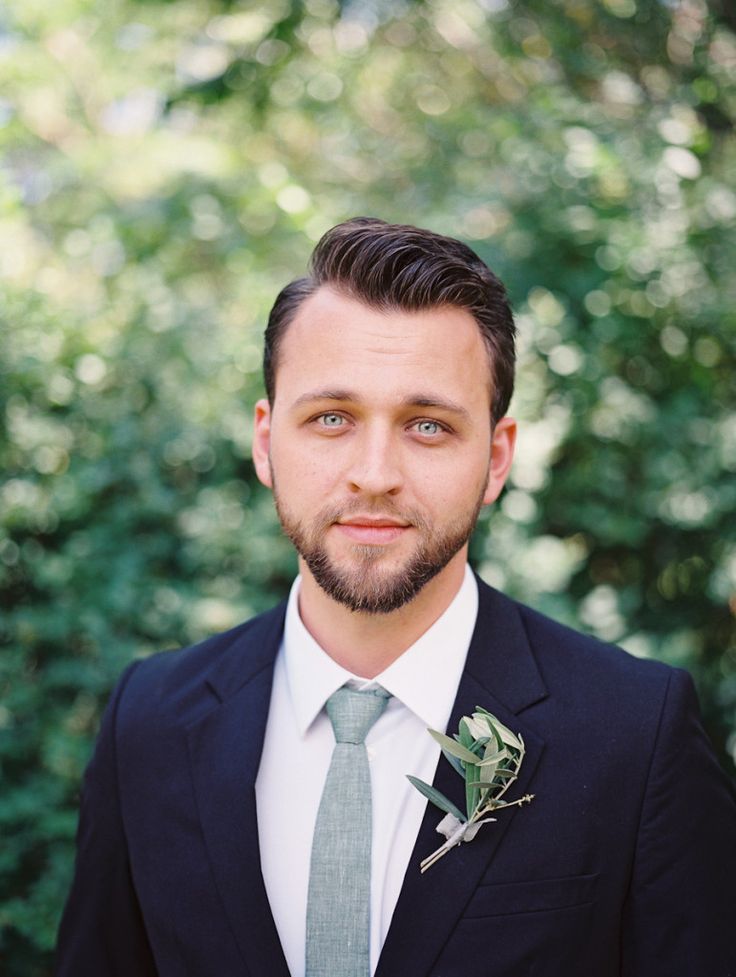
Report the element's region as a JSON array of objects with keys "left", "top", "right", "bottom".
[
  {"left": 476, "top": 576, "right": 686, "bottom": 712},
  {"left": 474, "top": 580, "right": 735, "bottom": 808},
  {"left": 111, "top": 599, "right": 287, "bottom": 730}
]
